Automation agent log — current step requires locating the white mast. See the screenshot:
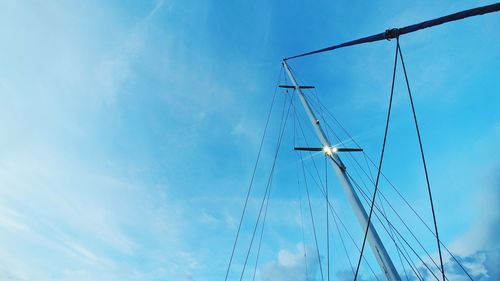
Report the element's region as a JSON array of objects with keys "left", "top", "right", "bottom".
[{"left": 283, "top": 60, "right": 401, "bottom": 281}]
